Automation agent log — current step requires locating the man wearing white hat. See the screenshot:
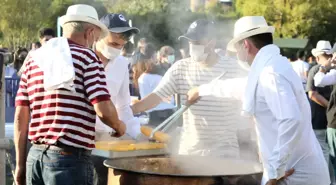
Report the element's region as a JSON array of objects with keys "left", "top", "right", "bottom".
[
  {"left": 307, "top": 40, "right": 335, "bottom": 183},
  {"left": 187, "top": 16, "right": 330, "bottom": 185},
  {"left": 314, "top": 43, "right": 336, "bottom": 181},
  {"left": 14, "top": 4, "right": 126, "bottom": 185}
]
